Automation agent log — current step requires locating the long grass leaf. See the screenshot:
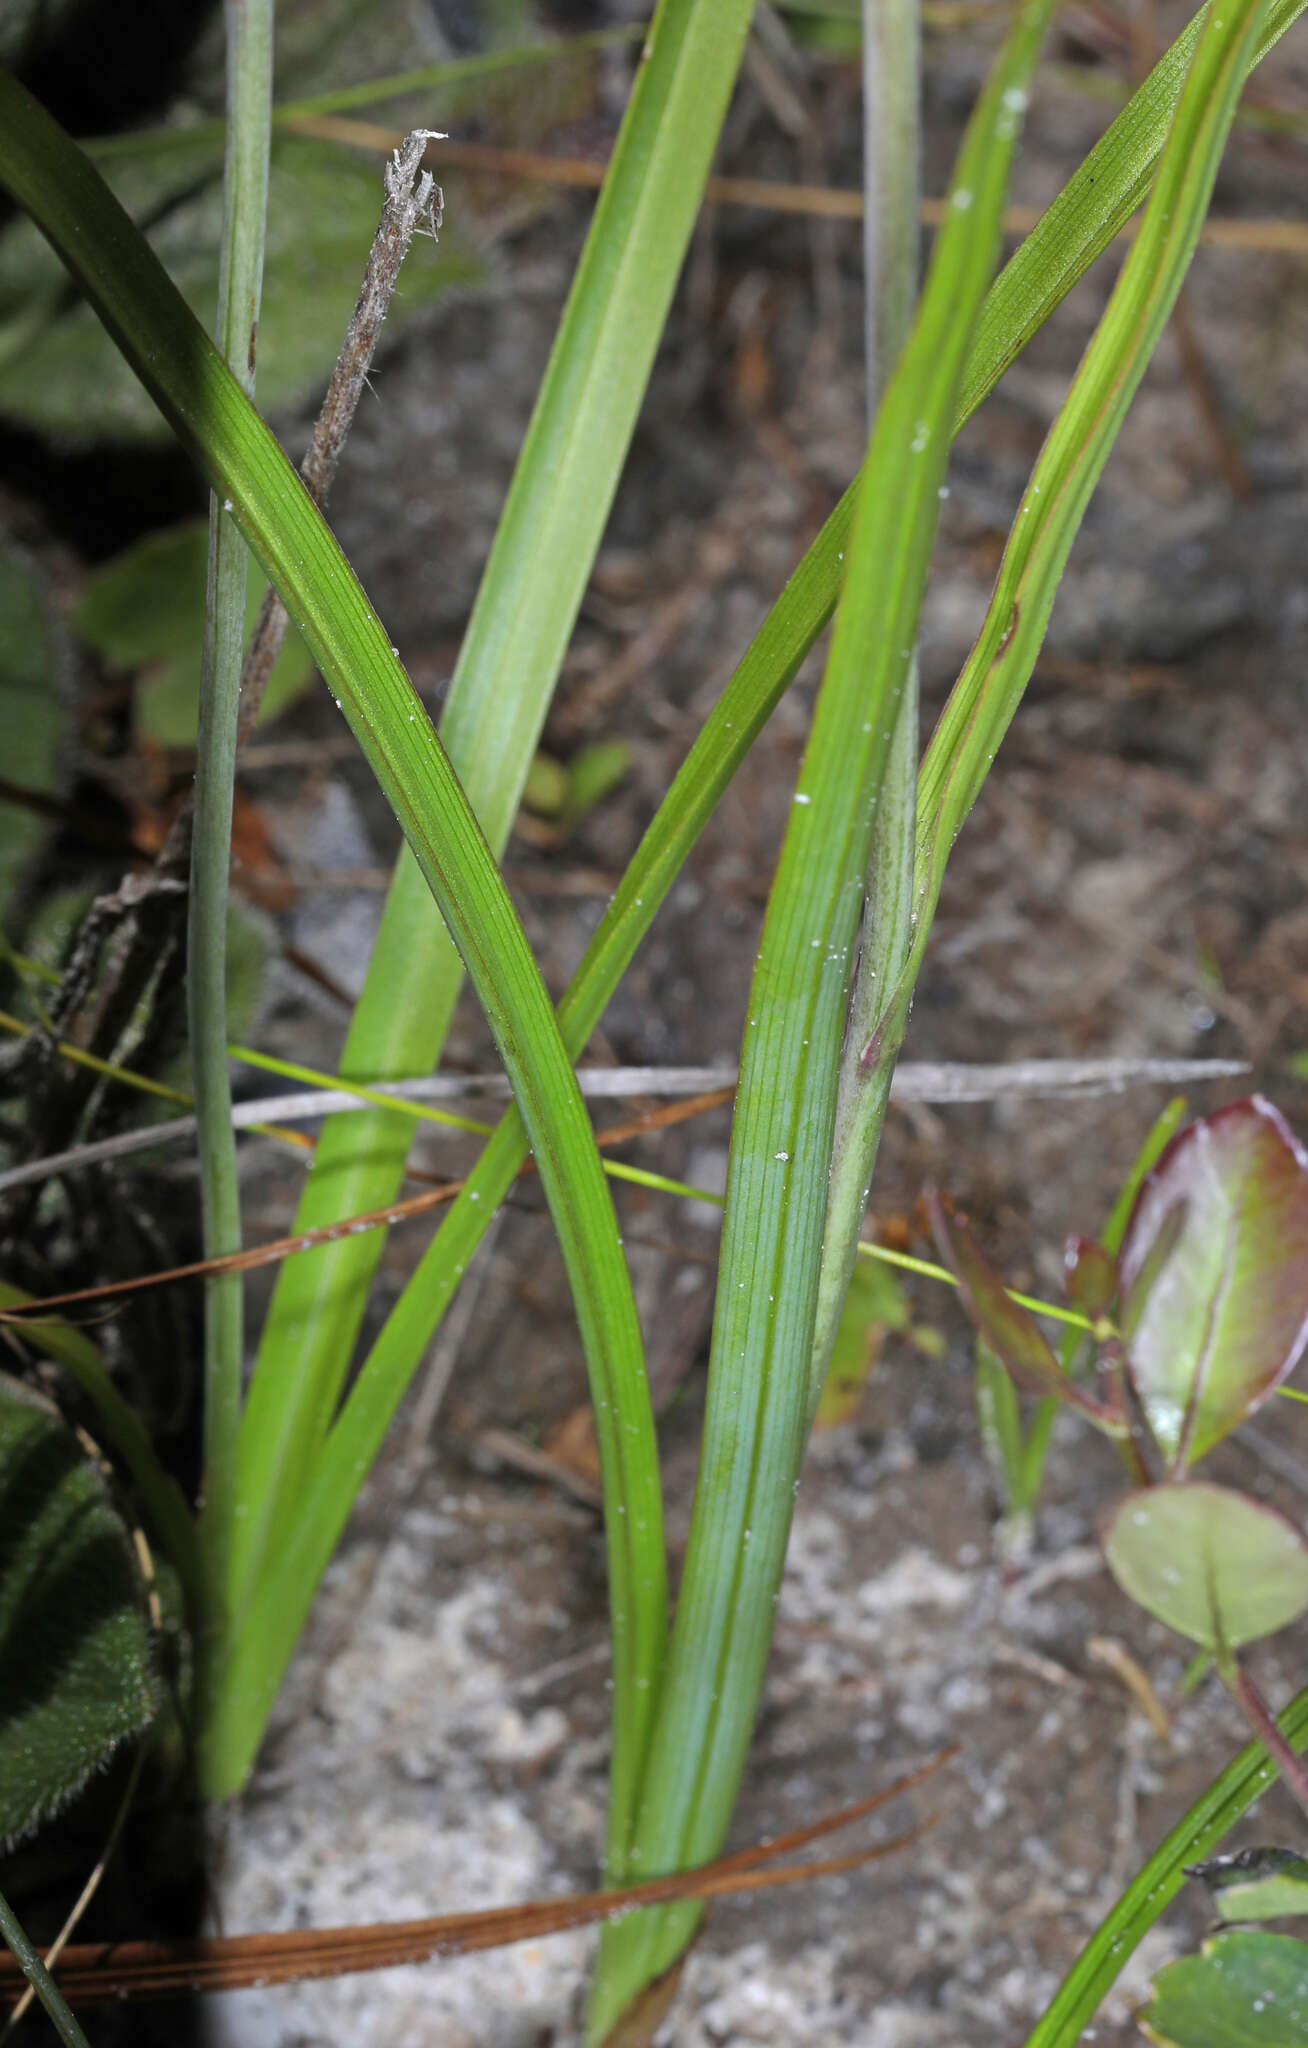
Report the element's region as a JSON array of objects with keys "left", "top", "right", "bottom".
[
  {"left": 587, "top": 2, "right": 1057, "bottom": 2029},
  {"left": 193, "top": 0, "right": 272, "bottom": 1680},
  {"left": 234, "top": 0, "right": 756, "bottom": 1614},
  {"left": 0, "top": 70, "right": 665, "bottom": 1827},
  {"left": 212, "top": 0, "right": 1303, "bottom": 1788},
  {"left": 875, "top": 0, "right": 1275, "bottom": 1090},
  {"left": 1024, "top": 1684, "right": 1308, "bottom": 2047}
]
